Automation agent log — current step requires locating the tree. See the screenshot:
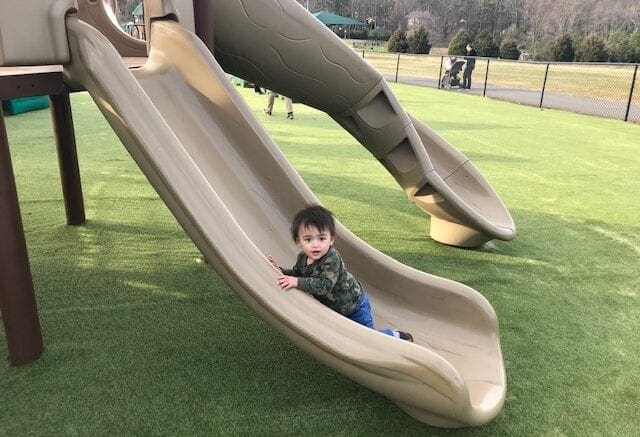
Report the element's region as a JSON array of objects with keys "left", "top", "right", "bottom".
[
  {"left": 448, "top": 30, "right": 471, "bottom": 55},
  {"left": 606, "top": 28, "right": 634, "bottom": 63},
  {"left": 293, "top": 0, "right": 640, "bottom": 56},
  {"left": 575, "top": 33, "right": 608, "bottom": 62},
  {"left": 500, "top": 37, "right": 521, "bottom": 59},
  {"left": 630, "top": 28, "right": 640, "bottom": 62},
  {"left": 474, "top": 31, "right": 500, "bottom": 57},
  {"left": 116, "top": 0, "right": 139, "bottom": 23},
  {"left": 549, "top": 34, "right": 575, "bottom": 61},
  {"left": 369, "top": 28, "right": 393, "bottom": 42},
  {"left": 408, "top": 25, "right": 432, "bottom": 54},
  {"left": 479, "top": 0, "right": 500, "bottom": 38},
  {"left": 387, "top": 28, "right": 409, "bottom": 52}
]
